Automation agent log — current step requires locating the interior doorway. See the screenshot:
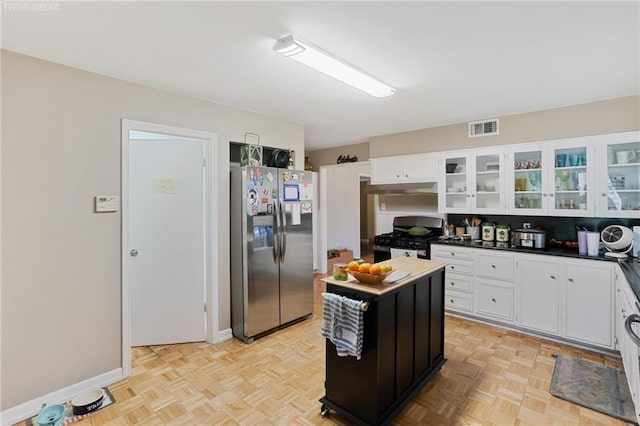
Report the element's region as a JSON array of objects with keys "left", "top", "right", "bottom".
[{"left": 121, "top": 119, "right": 217, "bottom": 377}]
